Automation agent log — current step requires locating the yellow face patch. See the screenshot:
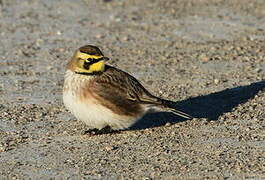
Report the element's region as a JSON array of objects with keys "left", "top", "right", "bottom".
[
  {"left": 87, "top": 60, "right": 105, "bottom": 73},
  {"left": 74, "top": 50, "right": 106, "bottom": 74},
  {"left": 75, "top": 60, "right": 105, "bottom": 74}
]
